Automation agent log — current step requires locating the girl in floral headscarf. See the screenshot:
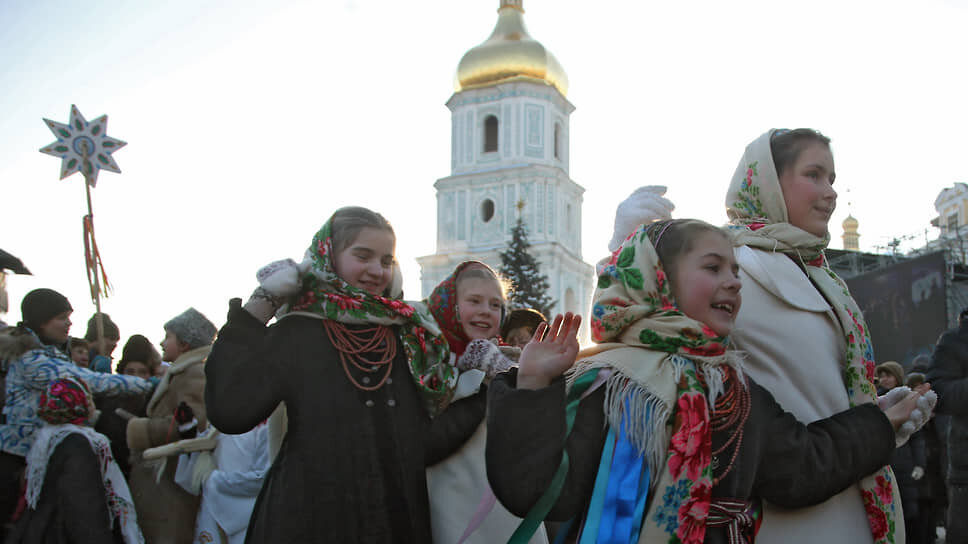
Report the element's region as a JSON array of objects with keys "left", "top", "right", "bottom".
[
  {"left": 424, "top": 261, "right": 549, "bottom": 543},
  {"left": 205, "top": 206, "right": 487, "bottom": 543},
  {"left": 486, "top": 219, "right": 923, "bottom": 544},
  {"left": 8, "top": 376, "right": 142, "bottom": 543},
  {"left": 725, "top": 129, "right": 909, "bottom": 543}
]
